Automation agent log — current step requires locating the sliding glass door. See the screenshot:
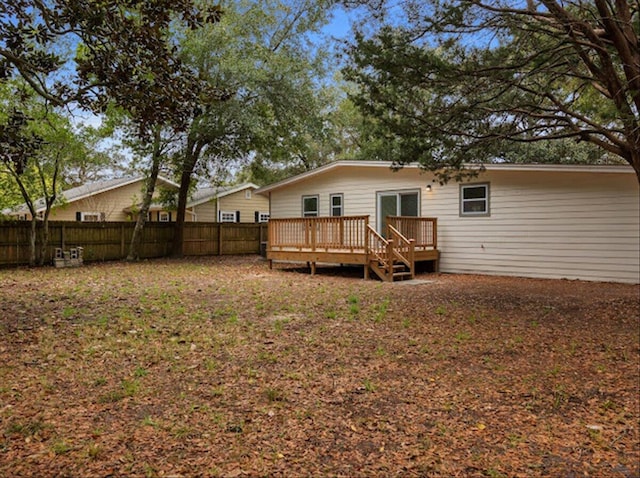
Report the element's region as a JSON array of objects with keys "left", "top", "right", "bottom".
[{"left": 377, "top": 190, "right": 419, "bottom": 235}]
